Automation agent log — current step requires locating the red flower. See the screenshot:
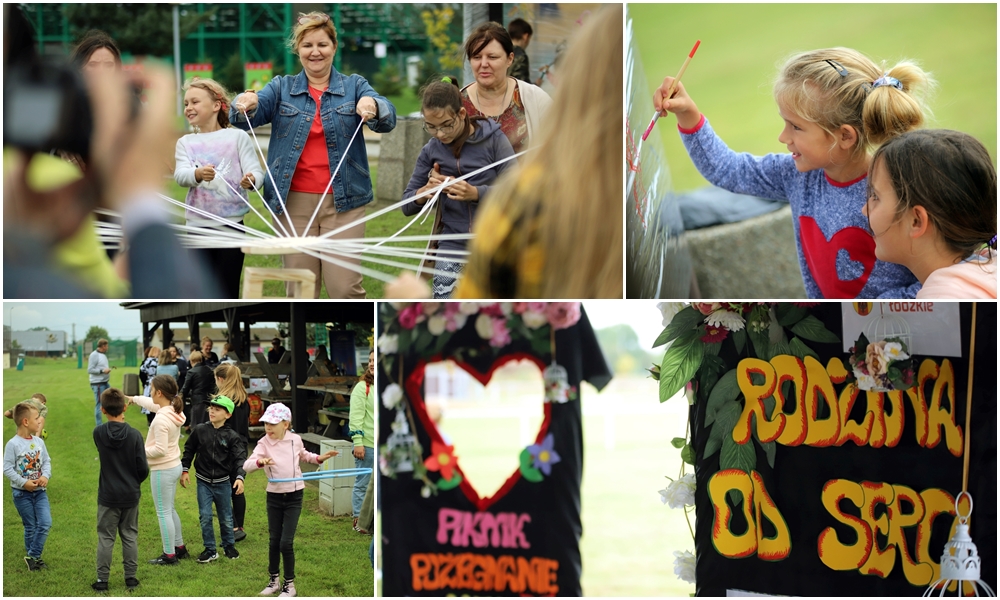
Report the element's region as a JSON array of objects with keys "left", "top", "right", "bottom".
[
  {"left": 700, "top": 324, "right": 728, "bottom": 343},
  {"left": 398, "top": 304, "right": 424, "bottom": 329},
  {"left": 424, "top": 441, "right": 458, "bottom": 481},
  {"left": 480, "top": 303, "right": 505, "bottom": 317}
]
